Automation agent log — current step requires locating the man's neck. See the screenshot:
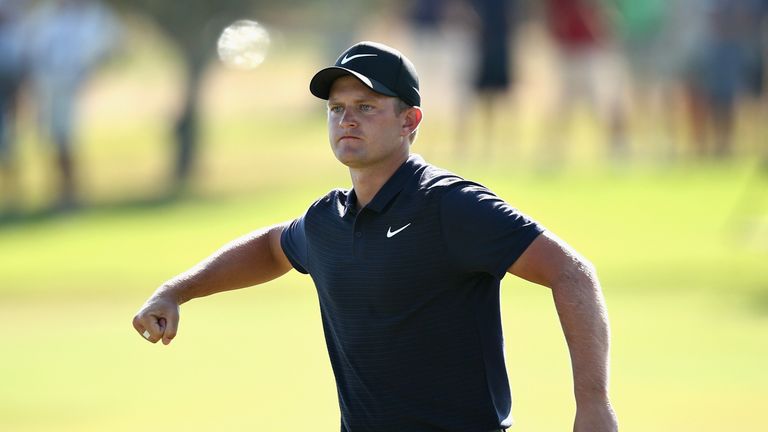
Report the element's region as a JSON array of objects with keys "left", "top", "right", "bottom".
[{"left": 349, "top": 153, "right": 409, "bottom": 209}]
